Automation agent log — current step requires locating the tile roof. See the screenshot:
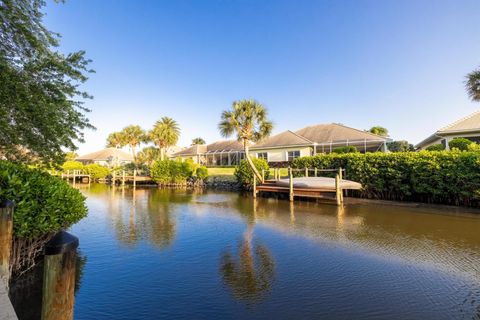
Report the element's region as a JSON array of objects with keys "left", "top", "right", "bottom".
[{"left": 76, "top": 147, "right": 133, "bottom": 161}]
